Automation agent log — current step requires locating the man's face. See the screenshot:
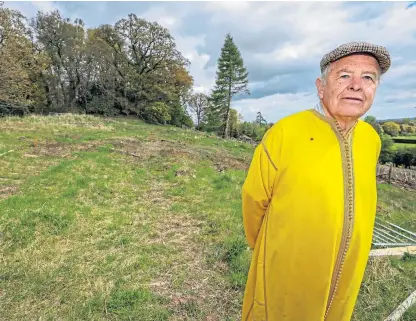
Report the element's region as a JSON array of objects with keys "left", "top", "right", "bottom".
[{"left": 316, "top": 54, "right": 380, "bottom": 120}]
